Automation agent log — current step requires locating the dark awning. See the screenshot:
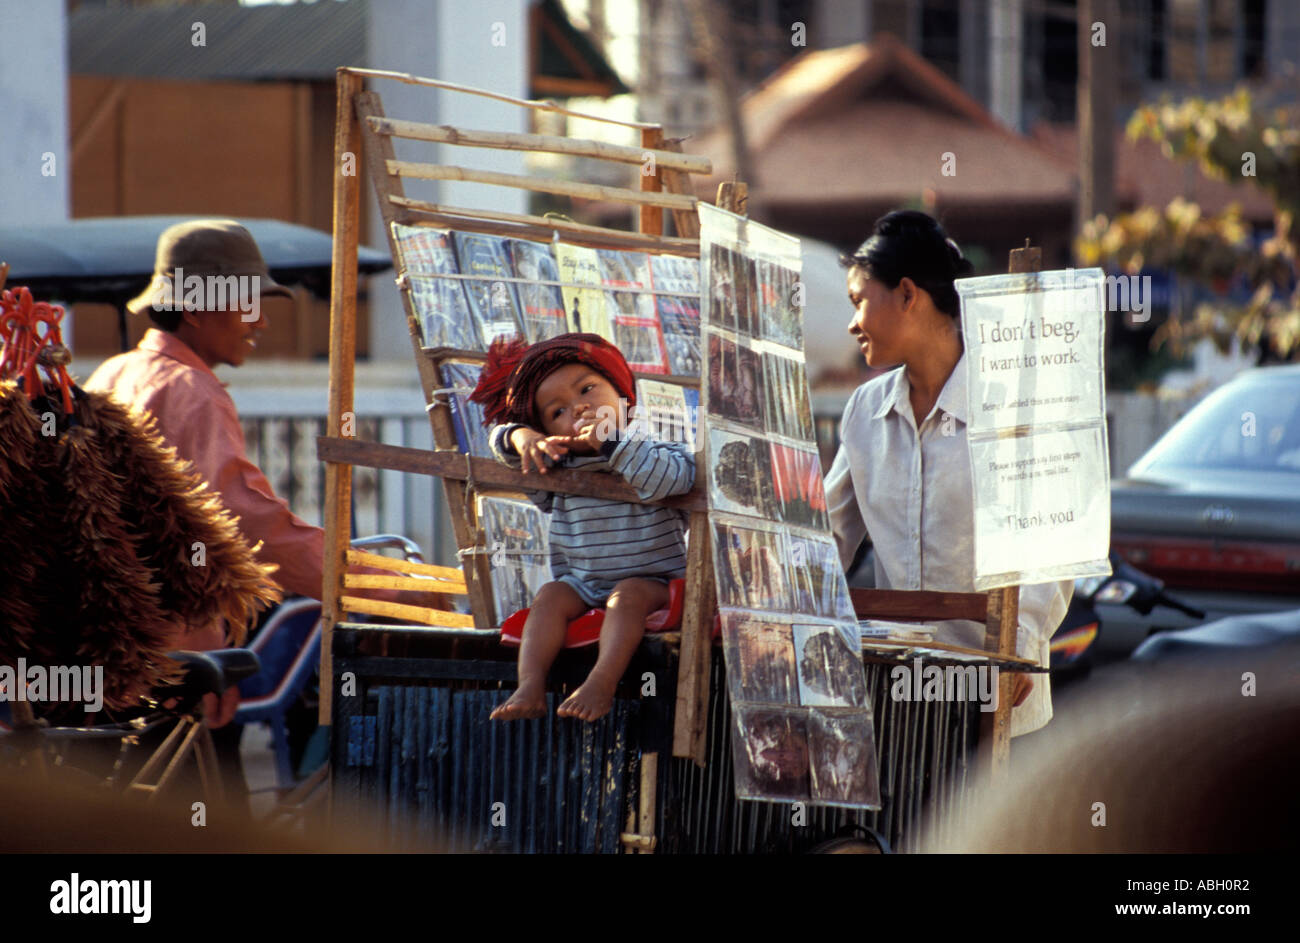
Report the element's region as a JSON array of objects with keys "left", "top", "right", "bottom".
[{"left": 0, "top": 216, "right": 392, "bottom": 306}]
